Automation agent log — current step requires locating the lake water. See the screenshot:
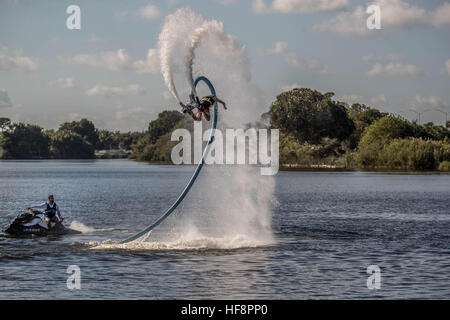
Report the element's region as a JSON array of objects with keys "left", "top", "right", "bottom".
[{"left": 0, "top": 160, "right": 449, "bottom": 299}]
